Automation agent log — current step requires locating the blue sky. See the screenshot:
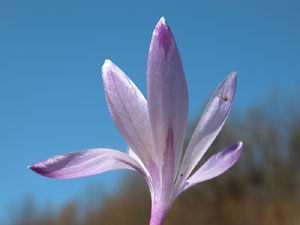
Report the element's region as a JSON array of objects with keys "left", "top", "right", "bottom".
[{"left": 1, "top": 0, "right": 300, "bottom": 222}]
